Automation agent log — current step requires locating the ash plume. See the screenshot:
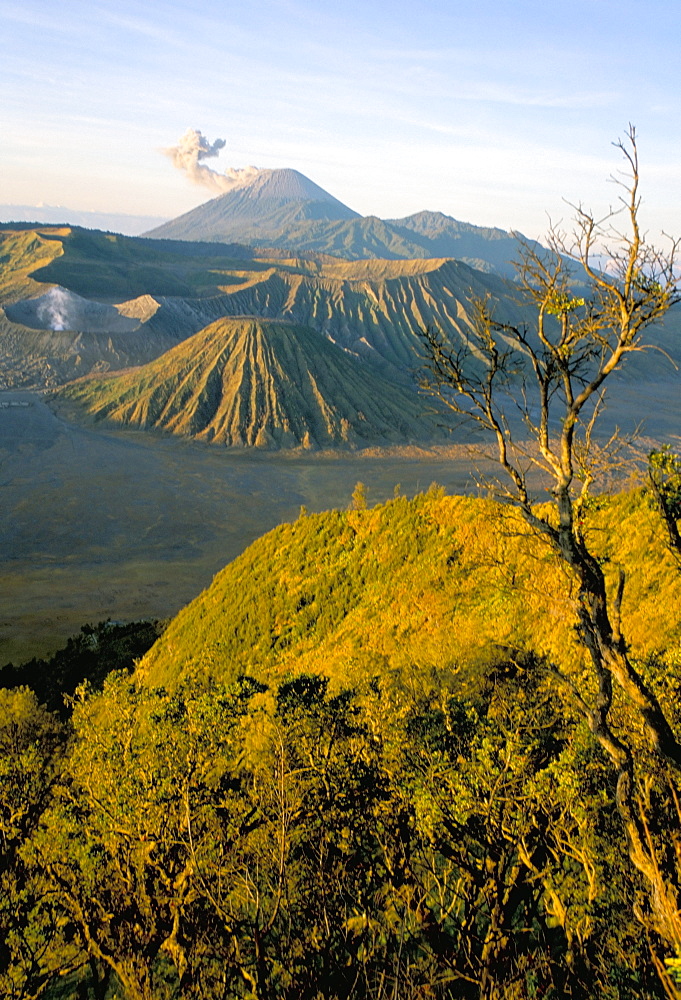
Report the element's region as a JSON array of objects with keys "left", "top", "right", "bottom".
[{"left": 164, "top": 128, "right": 263, "bottom": 194}]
